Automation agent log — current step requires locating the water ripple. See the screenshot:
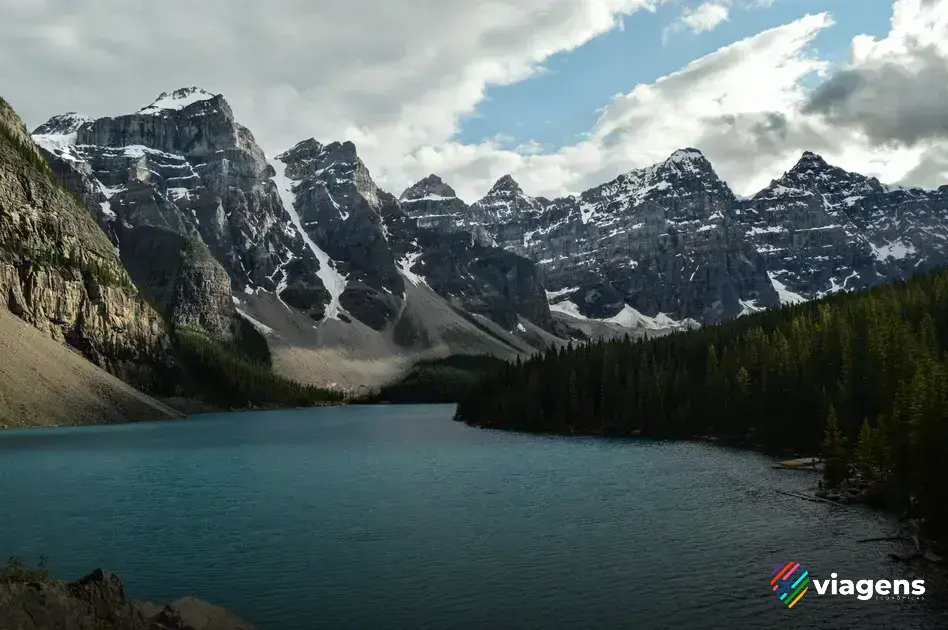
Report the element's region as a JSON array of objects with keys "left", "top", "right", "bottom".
[{"left": 0, "top": 405, "right": 946, "bottom": 629}]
